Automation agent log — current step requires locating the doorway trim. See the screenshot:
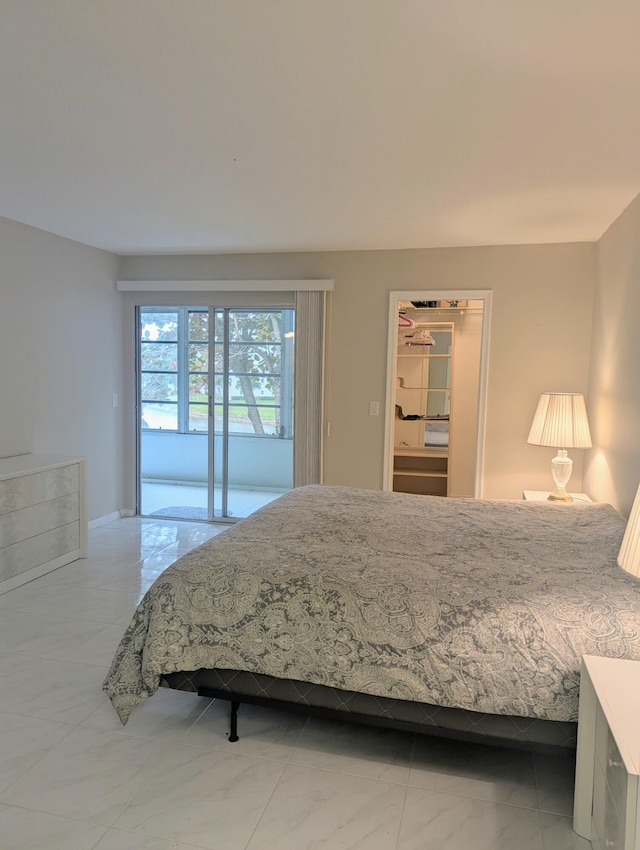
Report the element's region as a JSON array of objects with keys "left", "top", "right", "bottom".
[{"left": 383, "top": 290, "right": 492, "bottom": 498}]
